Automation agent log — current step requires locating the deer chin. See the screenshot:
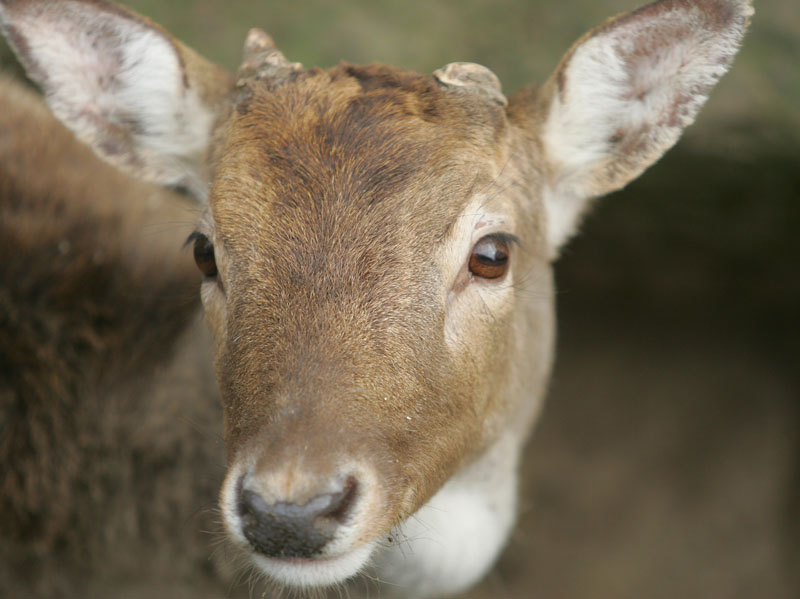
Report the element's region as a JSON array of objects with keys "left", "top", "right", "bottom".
[{"left": 248, "top": 542, "right": 377, "bottom": 588}]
